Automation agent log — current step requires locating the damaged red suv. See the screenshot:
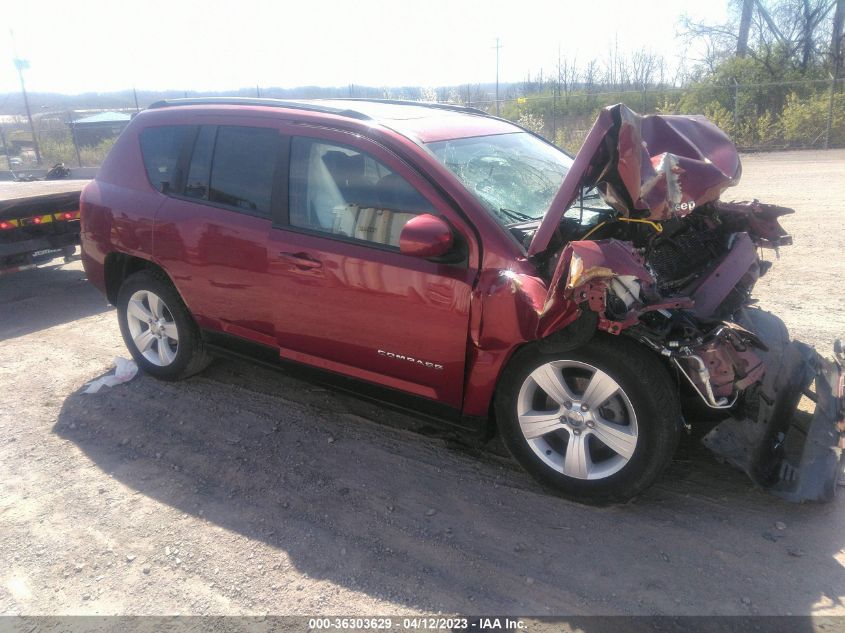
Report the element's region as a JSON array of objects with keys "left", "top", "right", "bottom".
[{"left": 80, "top": 98, "right": 844, "bottom": 503}]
